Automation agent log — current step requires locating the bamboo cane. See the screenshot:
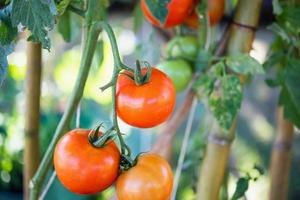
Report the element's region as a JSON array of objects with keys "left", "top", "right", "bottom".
[
  {"left": 269, "top": 107, "right": 294, "bottom": 200},
  {"left": 196, "top": 0, "right": 263, "bottom": 199},
  {"left": 24, "top": 42, "right": 42, "bottom": 200}
]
